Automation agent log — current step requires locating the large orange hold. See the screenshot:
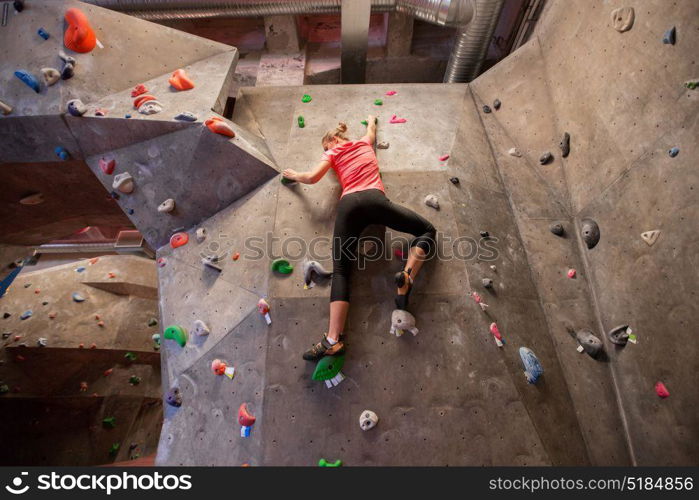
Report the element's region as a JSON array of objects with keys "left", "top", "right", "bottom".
[
  {"left": 133, "top": 94, "right": 157, "bottom": 109},
  {"left": 64, "top": 8, "right": 97, "bottom": 53},
  {"left": 169, "top": 69, "right": 195, "bottom": 91},
  {"left": 205, "top": 117, "right": 235, "bottom": 138},
  {"left": 170, "top": 232, "right": 189, "bottom": 249}
]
